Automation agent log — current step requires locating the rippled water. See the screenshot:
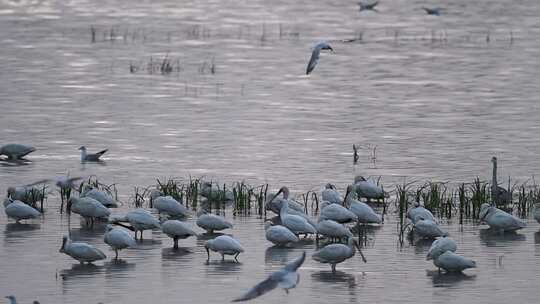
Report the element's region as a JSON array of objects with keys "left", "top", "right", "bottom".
[{"left": 1, "top": 0, "right": 540, "bottom": 303}]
